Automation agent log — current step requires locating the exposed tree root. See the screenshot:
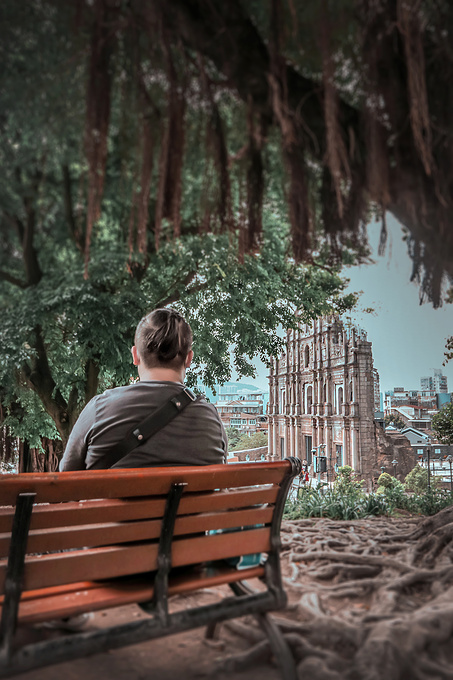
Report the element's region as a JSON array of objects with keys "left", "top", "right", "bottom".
[
  {"left": 413, "top": 521, "right": 453, "bottom": 566},
  {"left": 213, "top": 638, "right": 272, "bottom": 674},
  {"left": 221, "top": 512, "right": 453, "bottom": 679}
]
